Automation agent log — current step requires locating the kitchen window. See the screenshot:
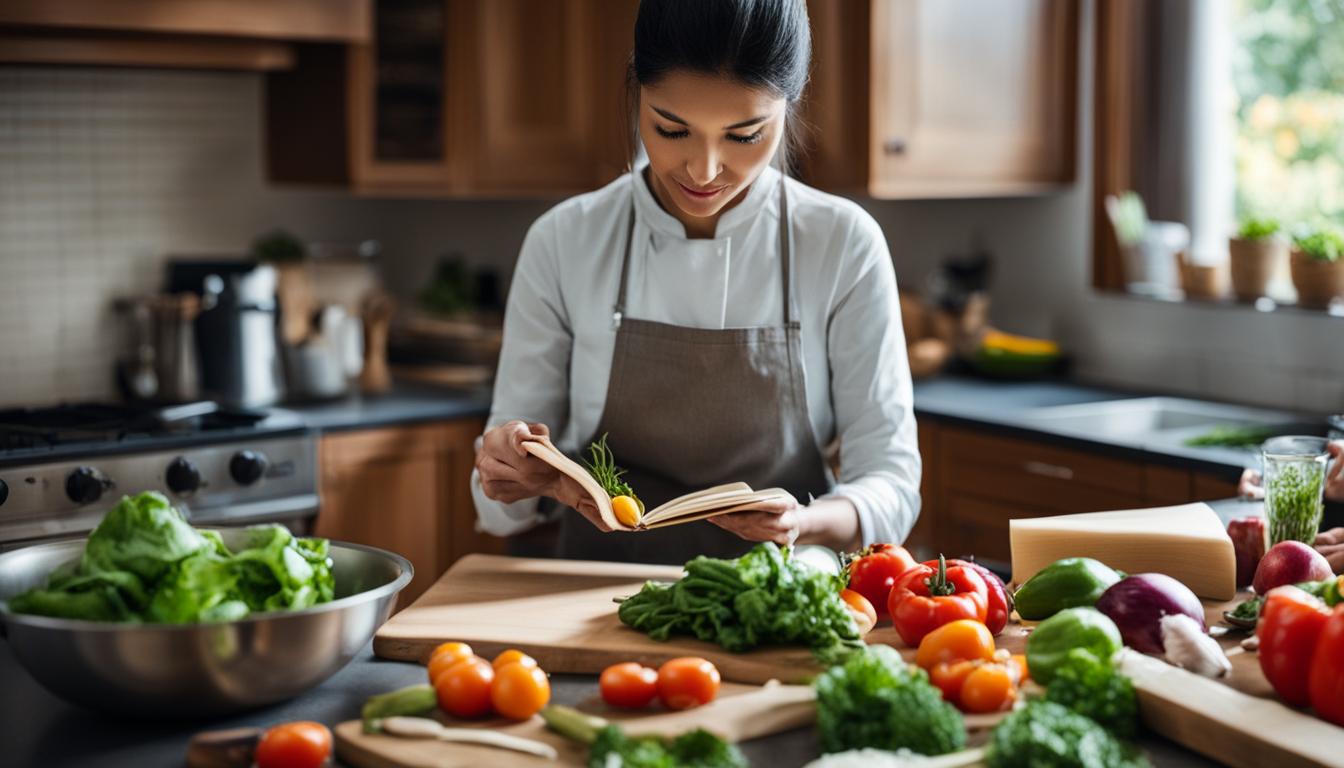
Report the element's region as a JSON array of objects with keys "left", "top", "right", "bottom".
[{"left": 1093, "top": 0, "right": 1344, "bottom": 311}]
